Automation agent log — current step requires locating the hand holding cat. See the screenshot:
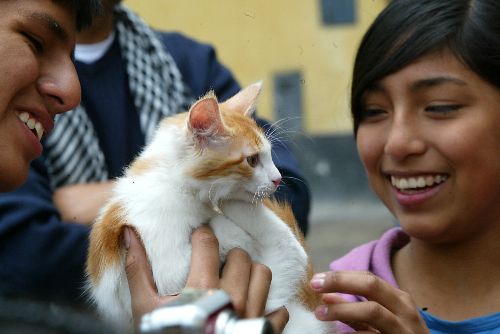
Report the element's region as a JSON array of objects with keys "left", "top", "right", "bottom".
[
  {"left": 310, "top": 271, "right": 429, "bottom": 333},
  {"left": 123, "top": 225, "right": 289, "bottom": 333}
]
